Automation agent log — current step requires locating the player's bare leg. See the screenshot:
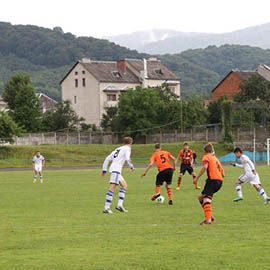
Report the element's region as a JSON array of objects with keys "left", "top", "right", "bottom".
[
  {"left": 233, "top": 180, "right": 244, "bottom": 202},
  {"left": 165, "top": 183, "right": 173, "bottom": 205},
  {"left": 116, "top": 179, "right": 128, "bottom": 212},
  {"left": 176, "top": 173, "right": 183, "bottom": 190},
  {"left": 192, "top": 172, "right": 200, "bottom": 189},
  {"left": 253, "top": 184, "right": 270, "bottom": 205},
  {"left": 103, "top": 183, "right": 116, "bottom": 214}
]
